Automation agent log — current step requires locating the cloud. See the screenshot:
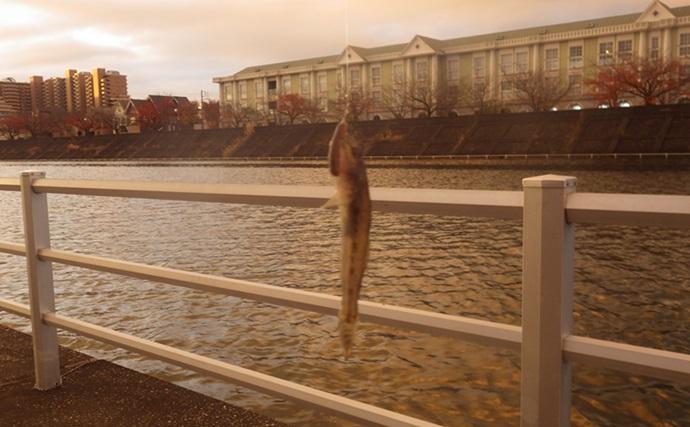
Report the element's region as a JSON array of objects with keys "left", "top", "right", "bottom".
[{"left": 2, "top": 0, "right": 683, "bottom": 100}]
